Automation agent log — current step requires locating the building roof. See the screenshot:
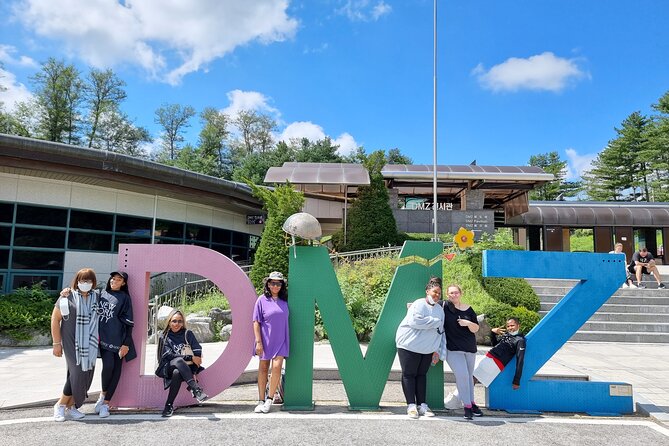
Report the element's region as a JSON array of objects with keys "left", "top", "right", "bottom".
[
  {"left": 264, "top": 162, "right": 370, "bottom": 197},
  {"left": 508, "top": 201, "right": 669, "bottom": 227},
  {"left": 0, "top": 134, "right": 261, "bottom": 213},
  {"left": 382, "top": 164, "right": 554, "bottom": 210}
]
